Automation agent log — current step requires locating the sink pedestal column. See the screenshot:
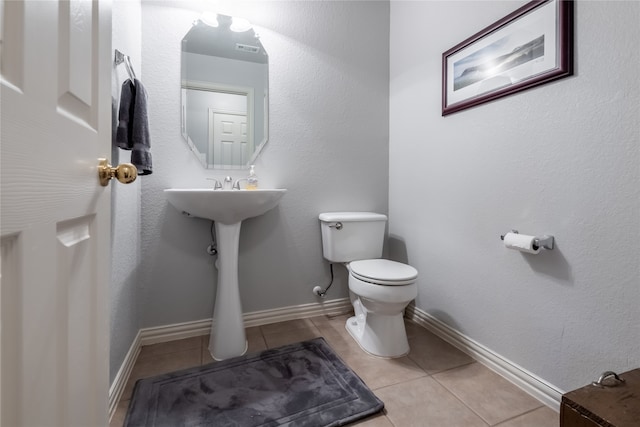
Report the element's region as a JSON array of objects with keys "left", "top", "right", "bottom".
[{"left": 209, "top": 222, "right": 247, "bottom": 360}]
